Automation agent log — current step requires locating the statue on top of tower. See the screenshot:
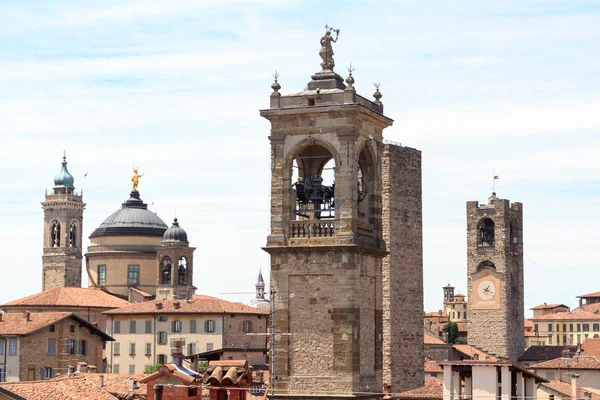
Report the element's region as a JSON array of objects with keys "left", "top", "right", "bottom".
[
  {"left": 131, "top": 168, "right": 144, "bottom": 192},
  {"left": 320, "top": 25, "right": 340, "bottom": 71}
]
